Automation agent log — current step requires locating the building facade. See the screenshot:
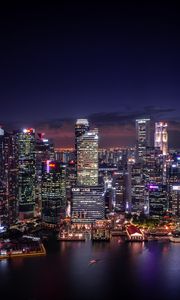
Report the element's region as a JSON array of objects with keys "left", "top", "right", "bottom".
[
  {"left": 16, "top": 128, "right": 36, "bottom": 219},
  {"left": 154, "top": 122, "right": 168, "bottom": 155},
  {"left": 77, "top": 128, "right": 99, "bottom": 186},
  {"left": 136, "top": 119, "right": 151, "bottom": 162},
  {"left": 41, "top": 161, "right": 66, "bottom": 224},
  {"left": 72, "top": 186, "right": 105, "bottom": 222}
]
